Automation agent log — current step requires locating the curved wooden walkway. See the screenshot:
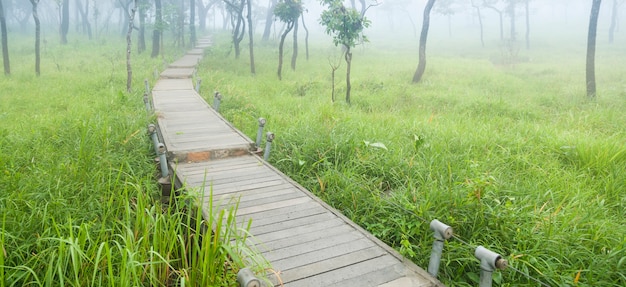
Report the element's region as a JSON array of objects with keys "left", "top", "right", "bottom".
[{"left": 151, "top": 36, "right": 444, "bottom": 287}]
